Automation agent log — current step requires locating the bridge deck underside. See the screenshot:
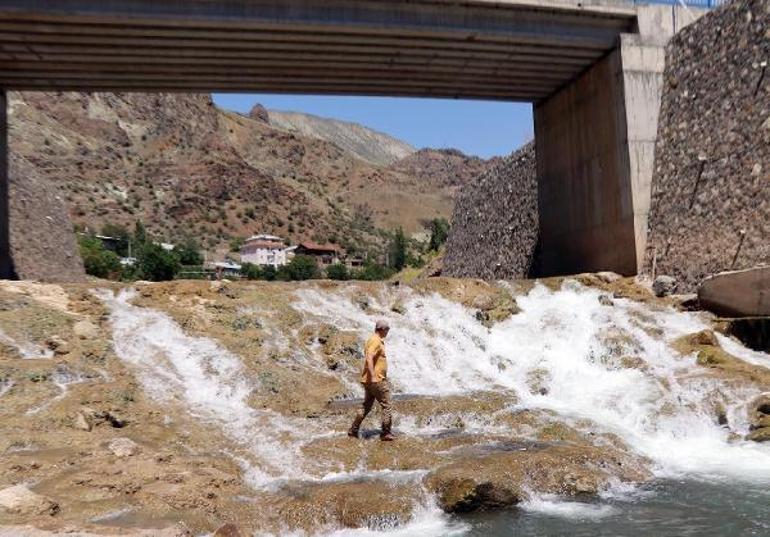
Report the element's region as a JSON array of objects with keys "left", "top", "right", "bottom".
[{"left": 0, "top": 0, "right": 636, "bottom": 101}]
